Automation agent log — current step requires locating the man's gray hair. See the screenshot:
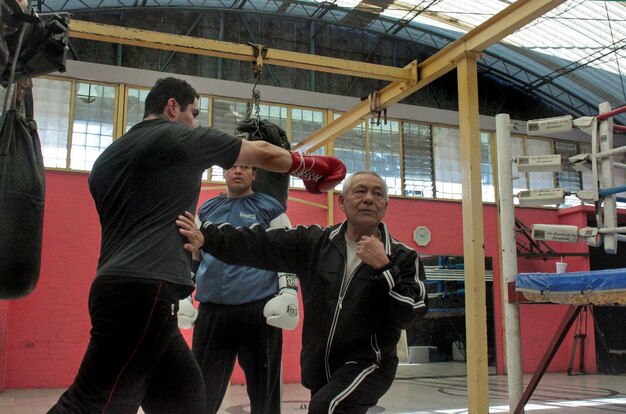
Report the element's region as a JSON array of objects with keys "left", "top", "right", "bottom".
[{"left": 341, "top": 171, "right": 389, "bottom": 201}]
